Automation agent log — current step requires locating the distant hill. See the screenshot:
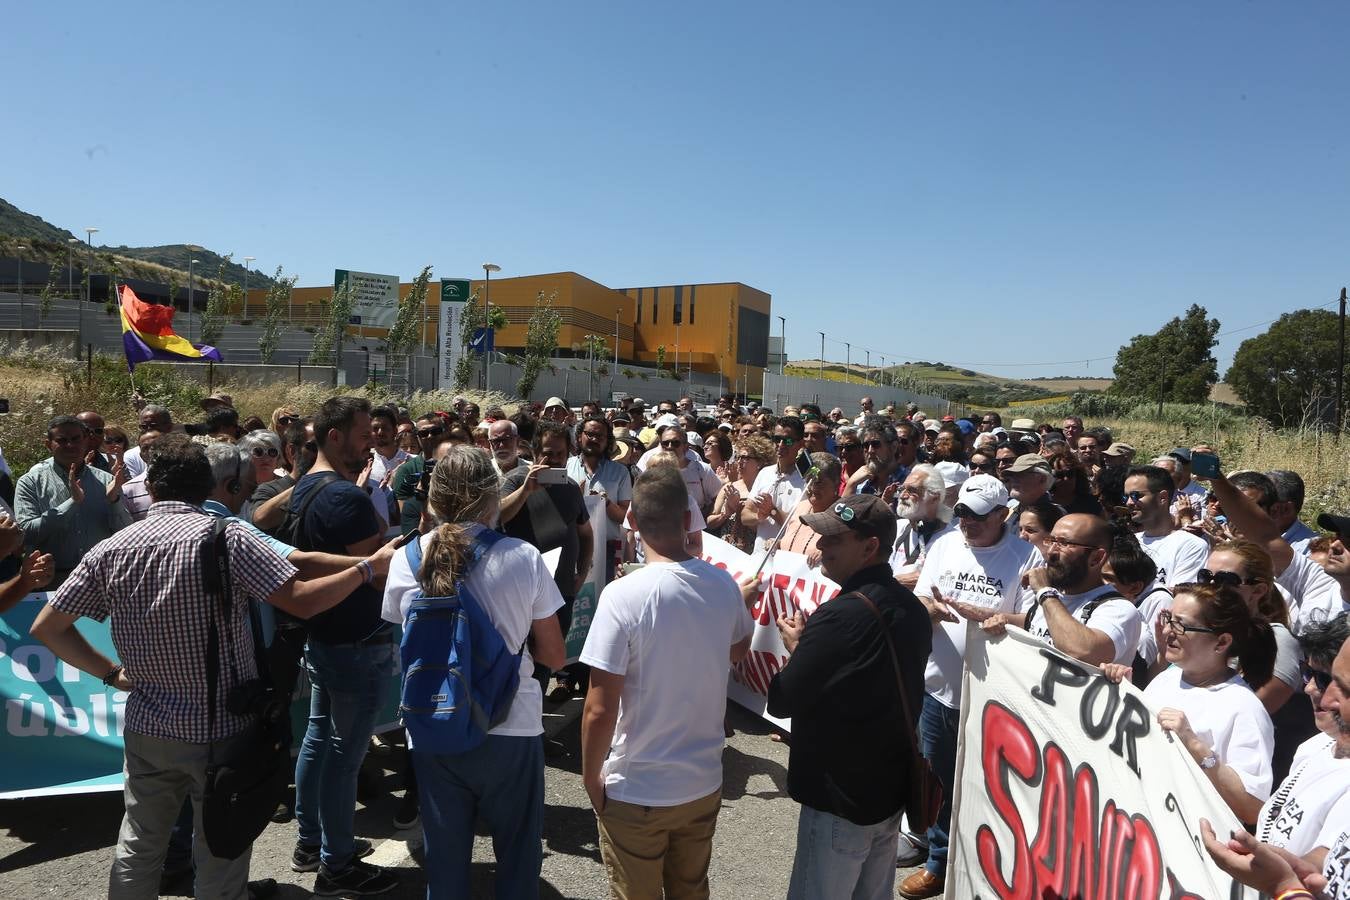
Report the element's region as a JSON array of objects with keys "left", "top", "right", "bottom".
[
  {"left": 0, "top": 197, "right": 275, "bottom": 290},
  {"left": 787, "top": 359, "right": 1065, "bottom": 406}
]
